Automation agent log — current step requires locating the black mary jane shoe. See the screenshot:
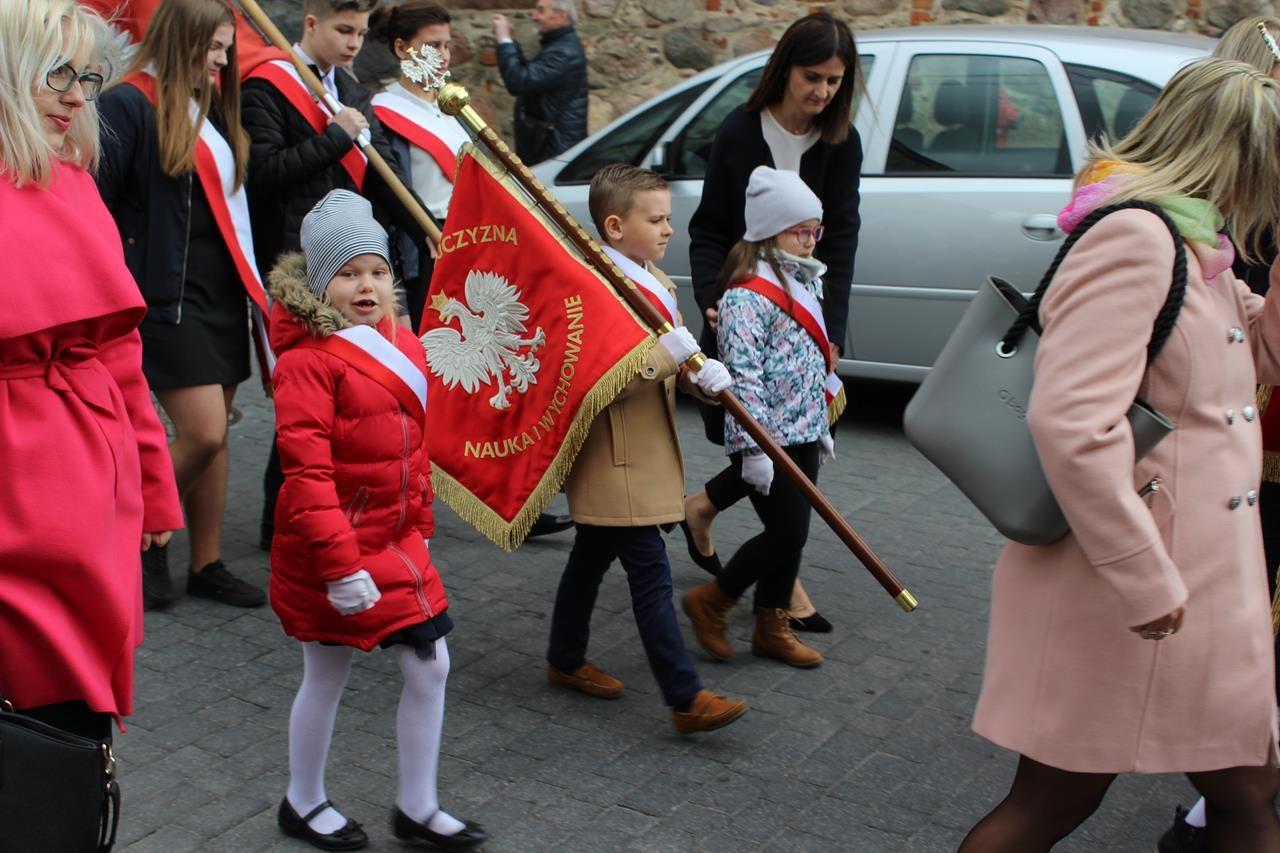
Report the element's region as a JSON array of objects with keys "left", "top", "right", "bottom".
[
  {"left": 788, "top": 612, "right": 834, "bottom": 633},
  {"left": 278, "top": 798, "right": 369, "bottom": 851},
  {"left": 392, "top": 807, "right": 487, "bottom": 851},
  {"left": 678, "top": 520, "right": 723, "bottom": 576}
]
